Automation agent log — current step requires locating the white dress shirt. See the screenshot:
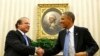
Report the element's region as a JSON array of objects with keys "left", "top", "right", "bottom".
[
  {"left": 18, "top": 29, "right": 24, "bottom": 36},
  {"left": 66, "top": 25, "right": 75, "bottom": 56},
  {"left": 18, "top": 29, "right": 29, "bottom": 46}
]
